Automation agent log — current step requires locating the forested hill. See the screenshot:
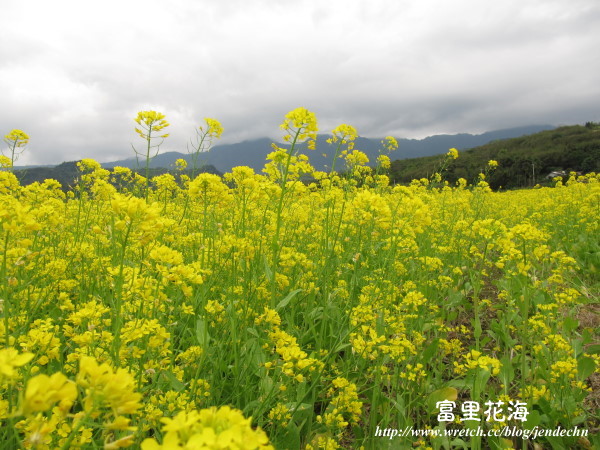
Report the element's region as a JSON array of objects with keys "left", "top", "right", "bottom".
[{"left": 389, "top": 123, "right": 600, "bottom": 189}]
